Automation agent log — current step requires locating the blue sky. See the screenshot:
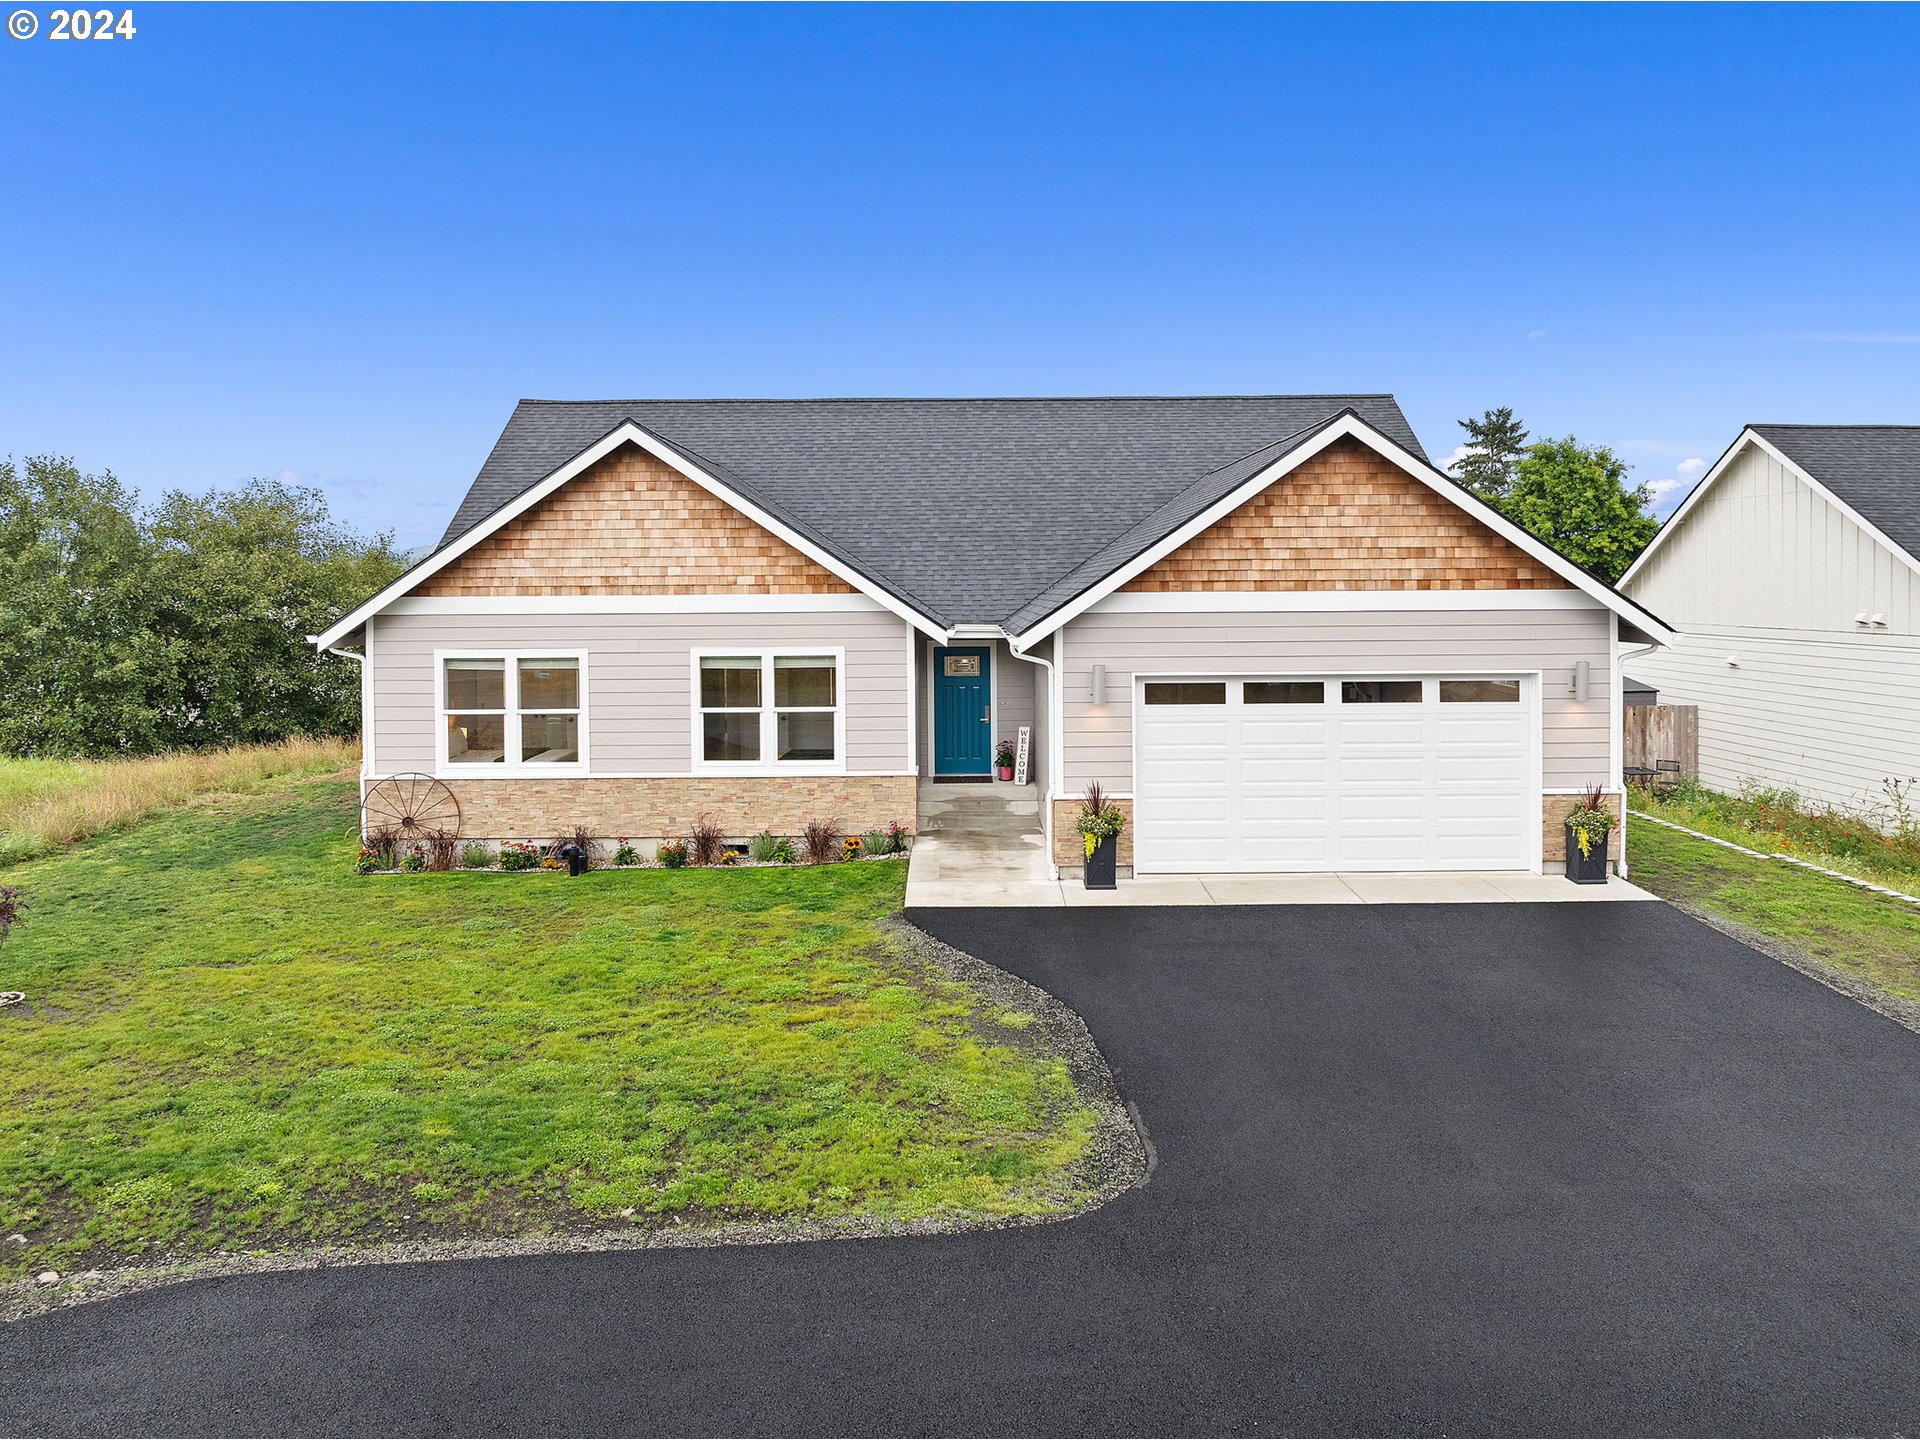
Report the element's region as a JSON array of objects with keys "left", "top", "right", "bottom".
[{"left": 3, "top": 3, "right": 1917, "bottom": 547}]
